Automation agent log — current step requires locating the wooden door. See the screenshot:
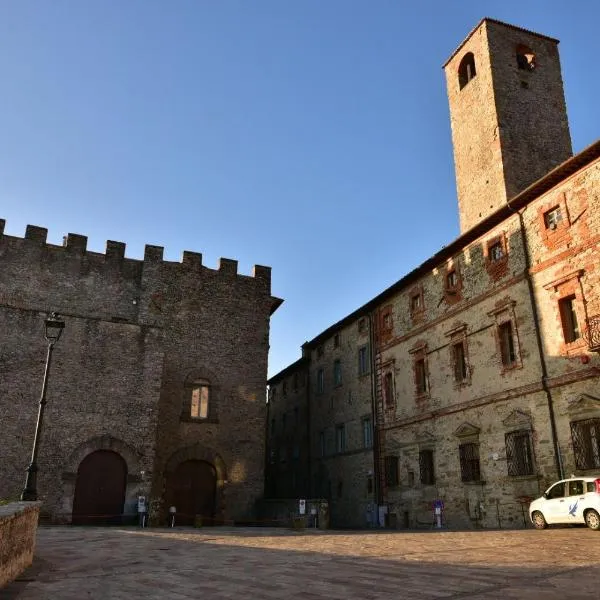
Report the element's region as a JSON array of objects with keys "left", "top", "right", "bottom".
[
  {"left": 72, "top": 450, "right": 127, "bottom": 525},
  {"left": 166, "top": 460, "right": 216, "bottom": 525}
]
